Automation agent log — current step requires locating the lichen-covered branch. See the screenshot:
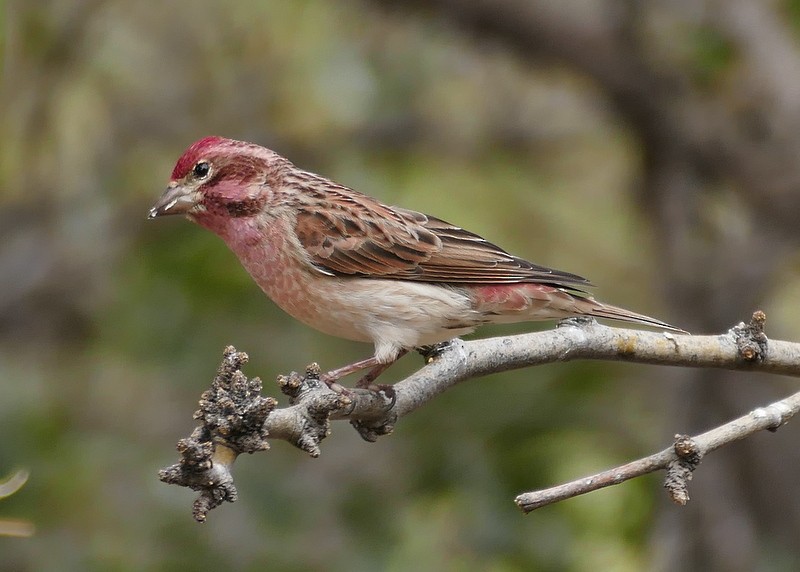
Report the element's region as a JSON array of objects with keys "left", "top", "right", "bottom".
[{"left": 160, "top": 312, "right": 800, "bottom": 521}]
